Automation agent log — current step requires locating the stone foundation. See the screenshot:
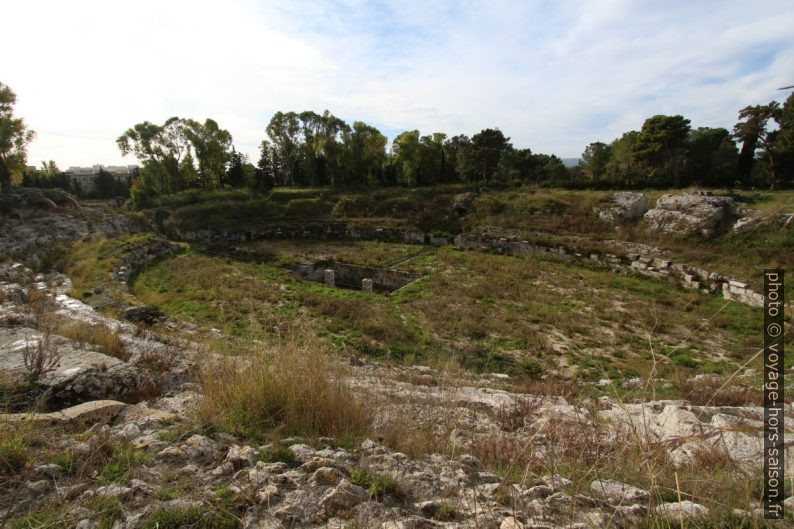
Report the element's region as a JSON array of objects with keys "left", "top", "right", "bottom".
[
  {"left": 453, "top": 234, "right": 764, "bottom": 308},
  {"left": 295, "top": 262, "right": 421, "bottom": 292}
]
